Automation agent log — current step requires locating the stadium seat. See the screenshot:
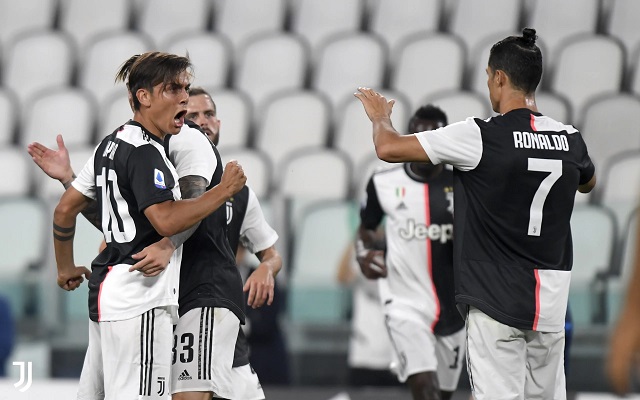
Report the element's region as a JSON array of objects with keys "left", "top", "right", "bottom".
[
  {"left": 79, "top": 31, "right": 154, "bottom": 105},
  {"left": 0, "top": 198, "right": 47, "bottom": 318},
  {"left": 333, "top": 90, "right": 410, "bottom": 181},
  {"left": 605, "top": 0, "right": 640, "bottom": 68},
  {"left": 580, "top": 94, "right": 640, "bottom": 172},
  {"left": 203, "top": 88, "right": 253, "bottom": 152},
  {"left": 536, "top": 91, "right": 573, "bottom": 126},
  {"left": 311, "top": 33, "right": 387, "bottom": 112},
  {"left": 233, "top": 33, "right": 309, "bottom": 111},
  {"left": 97, "top": 91, "right": 132, "bottom": 143},
  {"left": 448, "top": 0, "right": 522, "bottom": 55},
  {"left": 607, "top": 208, "right": 639, "bottom": 324},
  {"left": 0, "top": 0, "right": 57, "bottom": 49},
  {"left": 630, "top": 45, "right": 640, "bottom": 96},
  {"left": 290, "top": 0, "right": 364, "bottom": 55},
  {"left": 390, "top": 33, "right": 466, "bottom": 111},
  {"left": 59, "top": 0, "right": 131, "bottom": 50},
  {"left": 569, "top": 204, "right": 617, "bottom": 326},
  {"left": 422, "top": 90, "right": 492, "bottom": 124},
  {"left": 526, "top": 0, "right": 599, "bottom": 61},
  {"left": 255, "top": 90, "right": 331, "bottom": 176},
  {"left": 353, "top": 153, "right": 393, "bottom": 201},
  {"left": 3, "top": 30, "right": 76, "bottom": 107},
  {"left": 0, "top": 89, "right": 18, "bottom": 147},
  {"left": 288, "top": 200, "right": 359, "bottom": 322},
  {"left": 137, "top": 0, "right": 210, "bottom": 47},
  {"left": 162, "top": 32, "right": 232, "bottom": 89},
  {"left": 0, "top": 147, "right": 32, "bottom": 197},
  {"left": 551, "top": 35, "right": 624, "bottom": 124},
  {"left": 215, "top": 0, "right": 287, "bottom": 51},
  {"left": 368, "top": 0, "right": 441, "bottom": 57},
  {"left": 596, "top": 150, "right": 640, "bottom": 236},
  {"left": 220, "top": 147, "right": 273, "bottom": 200},
  {"left": 20, "top": 88, "right": 97, "bottom": 149}
]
